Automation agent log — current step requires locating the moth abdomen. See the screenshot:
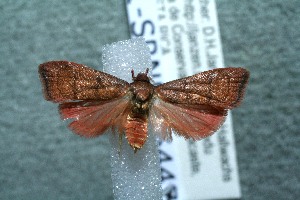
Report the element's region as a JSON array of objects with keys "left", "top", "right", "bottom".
[{"left": 125, "top": 116, "right": 148, "bottom": 152}]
